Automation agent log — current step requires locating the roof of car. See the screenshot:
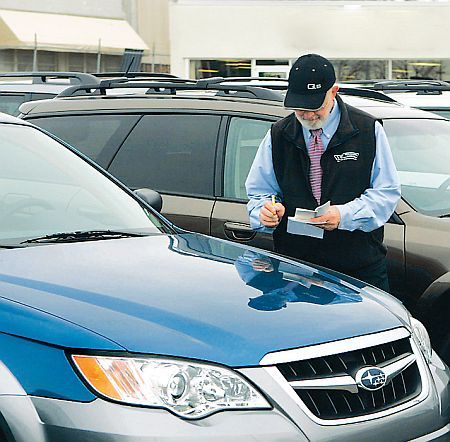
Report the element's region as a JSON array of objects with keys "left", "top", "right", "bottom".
[
  {"left": 382, "top": 91, "right": 450, "bottom": 109},
  {"left": 0, "top": 72, "right": 100, "bottom": 95},
  {"left": 19, "top": 88, "right": 446, "bottom": 123},
  {"left": 14, "top": 75, "right": 446, "bottom": 122}
]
